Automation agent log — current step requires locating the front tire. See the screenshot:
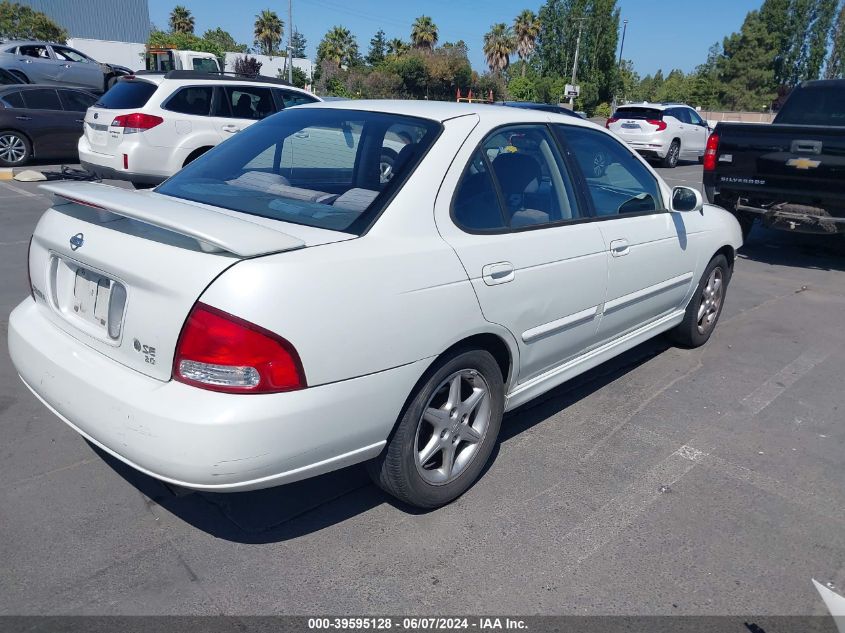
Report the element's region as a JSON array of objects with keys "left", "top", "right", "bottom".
[
  {"left": 368, "top": 349, "right": 504, "bottom": 508},
  {"left": 668, "top": 254, "right": 730, "bottom": 348},
  {"left": 0, "top": 130, "right": 31, "bottom": 167},
  {"left": 661, "top": 140, "right": 680, "bottom": 168}
]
